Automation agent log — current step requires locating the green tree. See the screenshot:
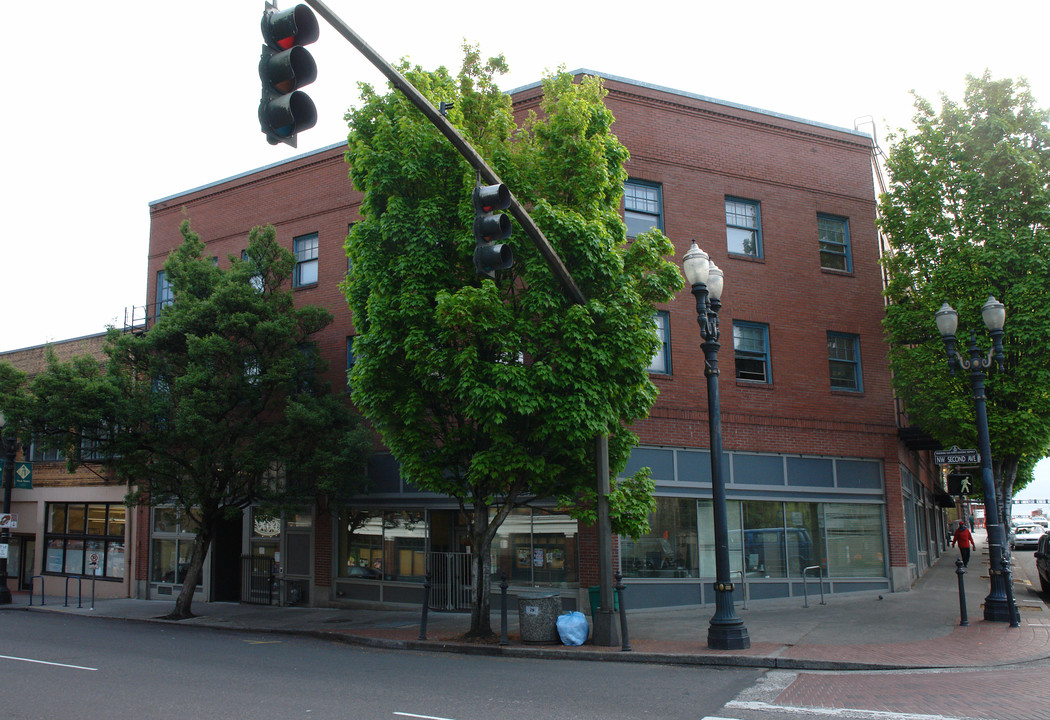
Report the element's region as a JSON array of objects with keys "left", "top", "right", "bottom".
[
  {"left": 880, "top": 72, "right": 1050, "bottom": 523},
  {"left": 2, "top": 222, "right": 372, "bottom": 618},
  {"left": 344, "top": 52, "right": 682, "bottom": 637}
]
